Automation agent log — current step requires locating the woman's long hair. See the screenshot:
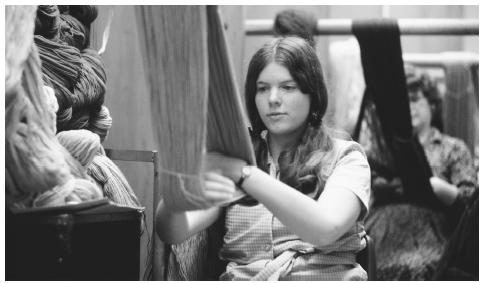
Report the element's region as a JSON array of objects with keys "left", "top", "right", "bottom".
[{"left": 245, "top": 37, "right": 333, "bottom": 196}]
